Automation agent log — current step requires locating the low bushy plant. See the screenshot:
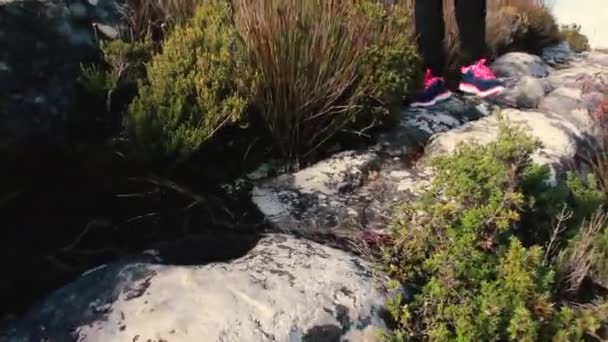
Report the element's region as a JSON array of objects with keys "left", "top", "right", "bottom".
[
  {"left": 486, "top": 2, "right": 561, "bottom": 57},
  {"left": 381, "top": 117, "right": 608, "bottom": 341},
  {"left": 79, "top": 37, "right": 152, "bottom": 112},
  {"left": 560, "top": 24, "right": 591, "bottom": 53},
  {"left": 523, "top": 5, "right": 561, "bottom": 50},
  {"left": 355, "top": 2, "right": 422, "bottom": 123},
  {"left": 126, "top": 1, "right": 248, "bottom": 163},
  {"left": 592, "top": 227, "right": 608, "bottom": 288},
  {"left": 556, "top": 209, "right": 608, "bottom": 295},
  {"left": 234, "top": 0, "right": 420, "bottom": 160}
]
